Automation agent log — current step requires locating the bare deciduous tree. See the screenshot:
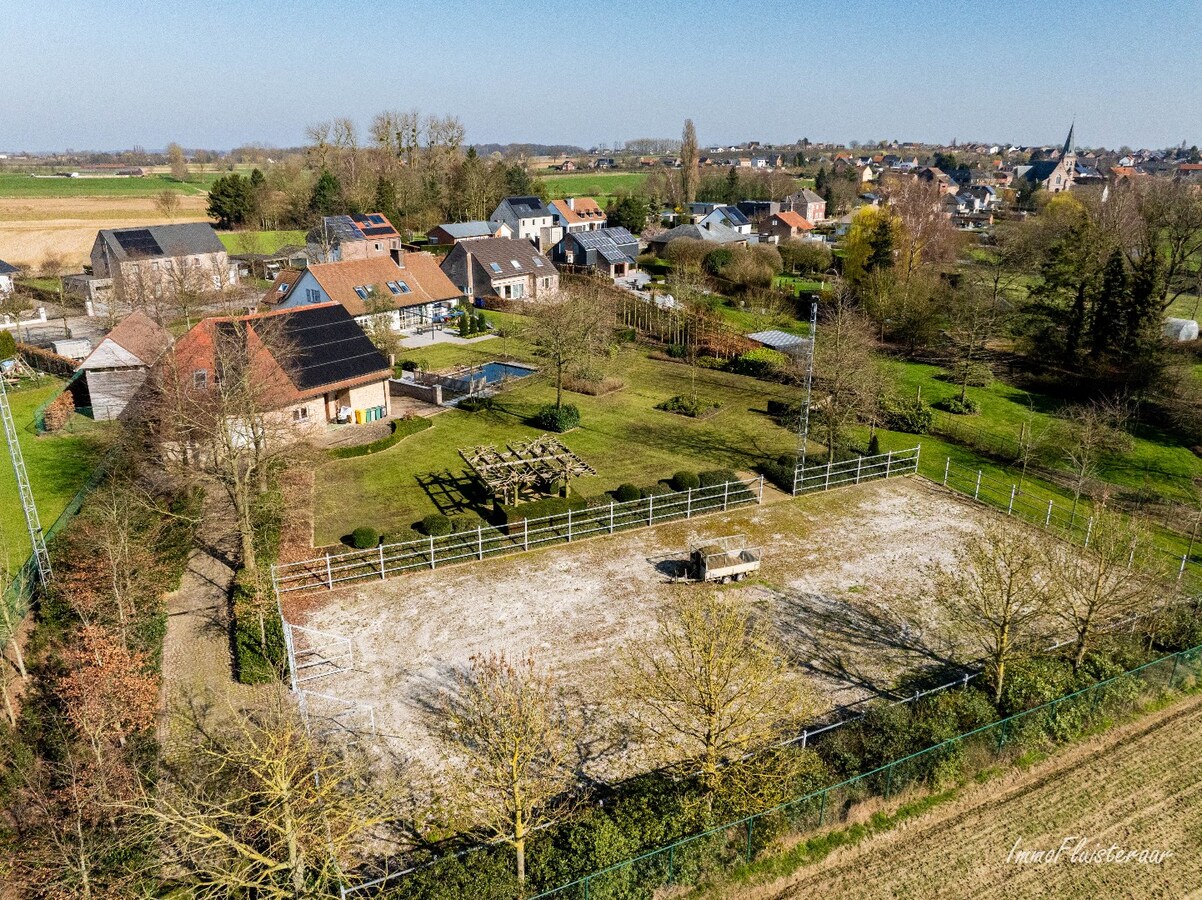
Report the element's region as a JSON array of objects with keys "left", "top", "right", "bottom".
[
  {"left": 155, "top": 189, "right": 181, "bottom": 219},
  {"left": 437, "top": 652, "right": 577, "bottom": 885},
  {"left": 932, "top": 525, "right": 1049, "bottom": 702},
  {"left": 167, "top": 142, "right": 189, "bottom": 181},
  {"left": 1054, "top": 399, "right": 1133, "bottom": 522},
  {"left": 618, "top": 592, "right": 816, "bottom": 794},
  {"left": 524, "top": 286, "right": 613, "bottom": 412},
  {"left": 813, "top": 285, "right": 882, "bottom": 456}
]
